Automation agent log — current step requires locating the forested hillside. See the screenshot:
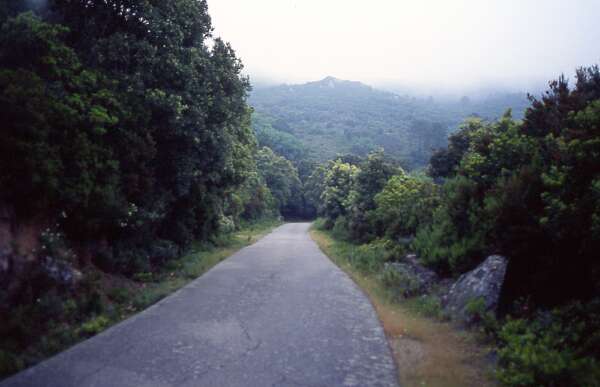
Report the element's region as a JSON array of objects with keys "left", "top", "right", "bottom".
[{"left": 250, "top": 77, "right": 529, "bottom": 168}]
